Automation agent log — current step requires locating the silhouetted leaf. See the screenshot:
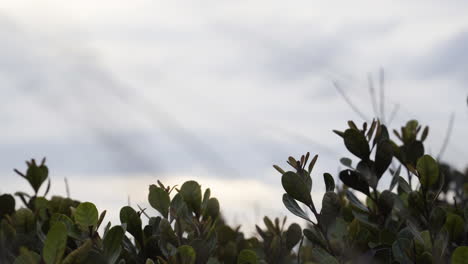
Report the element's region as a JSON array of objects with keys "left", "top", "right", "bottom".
[
  {"left": 344, "top": 129, "right": 370, "bottom": 160},
  {"left": 282, "top": 193, "right": 312, "bottom": 223},
  {"left": 339, "top": 170, "right": 370, "bottom": 195},
  {"left": 340, "top": 157, "right": 352, "bottom": 168},
  {"left": 148, "top": 184, "right": 170, "bottom": 218},
  {"left": 281, "top": 171, "right": 312, "bottom": 205},
  {"left": 0, "top": 194, "right": 15, "bottom": 218},
  {"left": 375, "top": 140, "right": 393, "bottom": 179},
  {"left": 417, "top": 155, "right": 439, "bottom": 188},
  {"left": 120, "top": 206, "right": 143, "bottom": 246},
  {"left": 323, "top": 173, "right": 335, "bottom": 192},
  {"left": 285, "top": 223, "right": 302, "bottom": 250},
  {"left": 179, "top": 181, "right": 202, "bottom": 216}
]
